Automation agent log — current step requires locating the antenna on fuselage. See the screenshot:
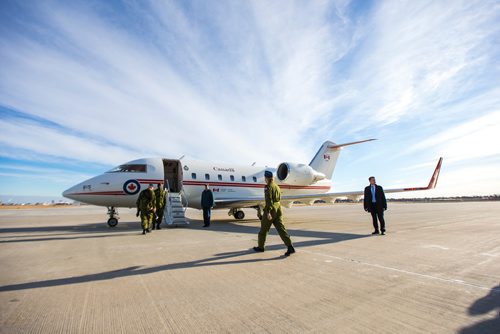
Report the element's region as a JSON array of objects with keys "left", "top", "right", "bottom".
[
  {"left": 179, "top": 155, "right": 185, "bottom": 160},
  {"left": 251, "top": 162, "right": 256, "bottom": 166}
]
